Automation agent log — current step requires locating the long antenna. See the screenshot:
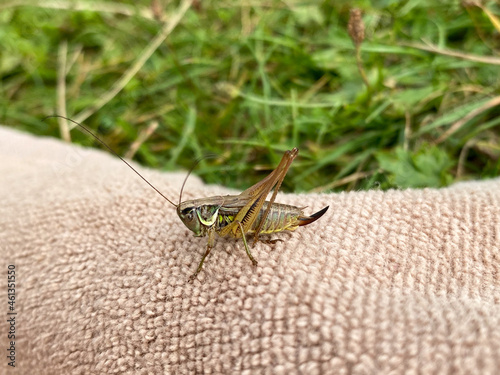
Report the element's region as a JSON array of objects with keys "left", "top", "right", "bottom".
[
  {"left": 43, "top": 115, "right": 178, "bottom": 207},
  {"left": 178, "top": 154, "right": 216, "bottom": 206}
]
